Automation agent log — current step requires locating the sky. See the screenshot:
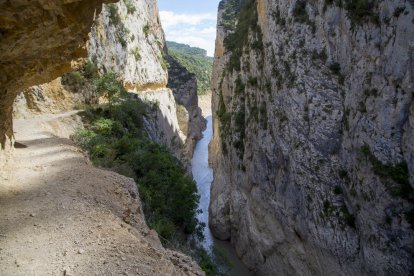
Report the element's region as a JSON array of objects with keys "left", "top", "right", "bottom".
[{"left": 158, "top": 0, "right": 221, "bottom": 56}]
